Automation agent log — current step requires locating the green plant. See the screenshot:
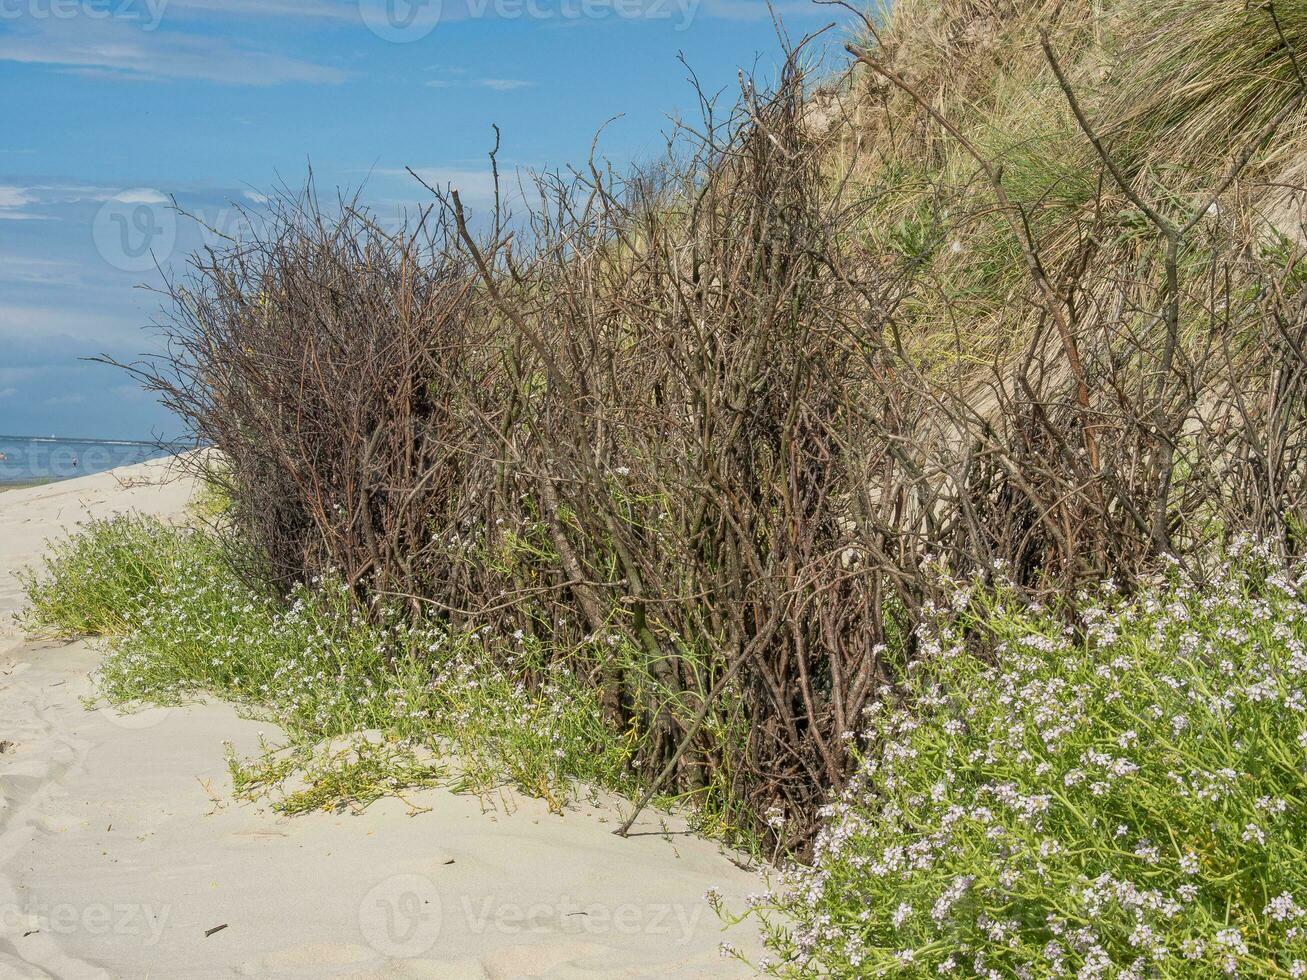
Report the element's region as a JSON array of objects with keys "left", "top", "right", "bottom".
[
  {"left": 20, "top": 515, "right": 218, "bottom": 638},
  {"left": 741, "top": 546, "right": 1307, "bottom": 976},
  {"left": 19, "top": 517, "right": 709, "bottom": 830}
]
